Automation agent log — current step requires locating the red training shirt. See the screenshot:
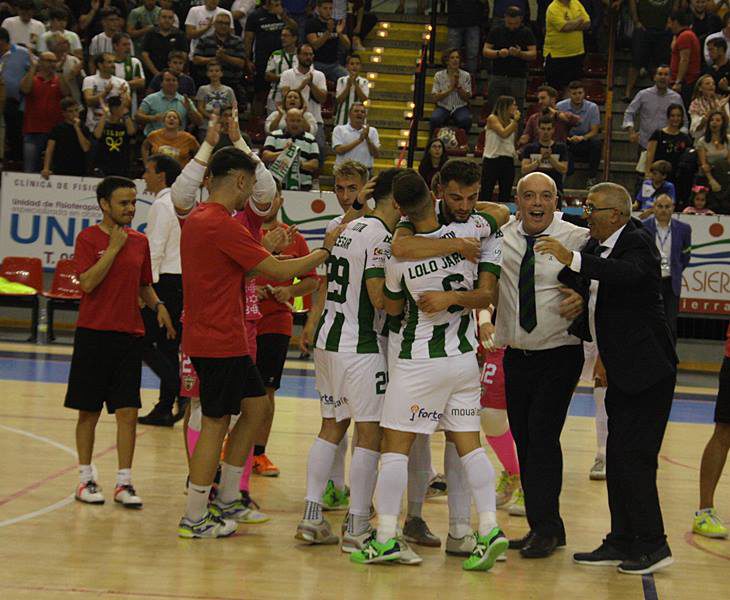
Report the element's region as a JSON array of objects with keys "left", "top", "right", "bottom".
[
  {"left": 671, "top": 29, "right": 701, "bottom": 85},
  {"left": 73, "top": 225, "right": 153, "bottom": 336},
  {"left": 22, "top": 75, "right": 64, "bottom": 134},
  {"left": 257, "top": 223, "right": 318, "bottom": 337},
  {"left": 181, "top": 202, "right": 272, "bottom": 357}
]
